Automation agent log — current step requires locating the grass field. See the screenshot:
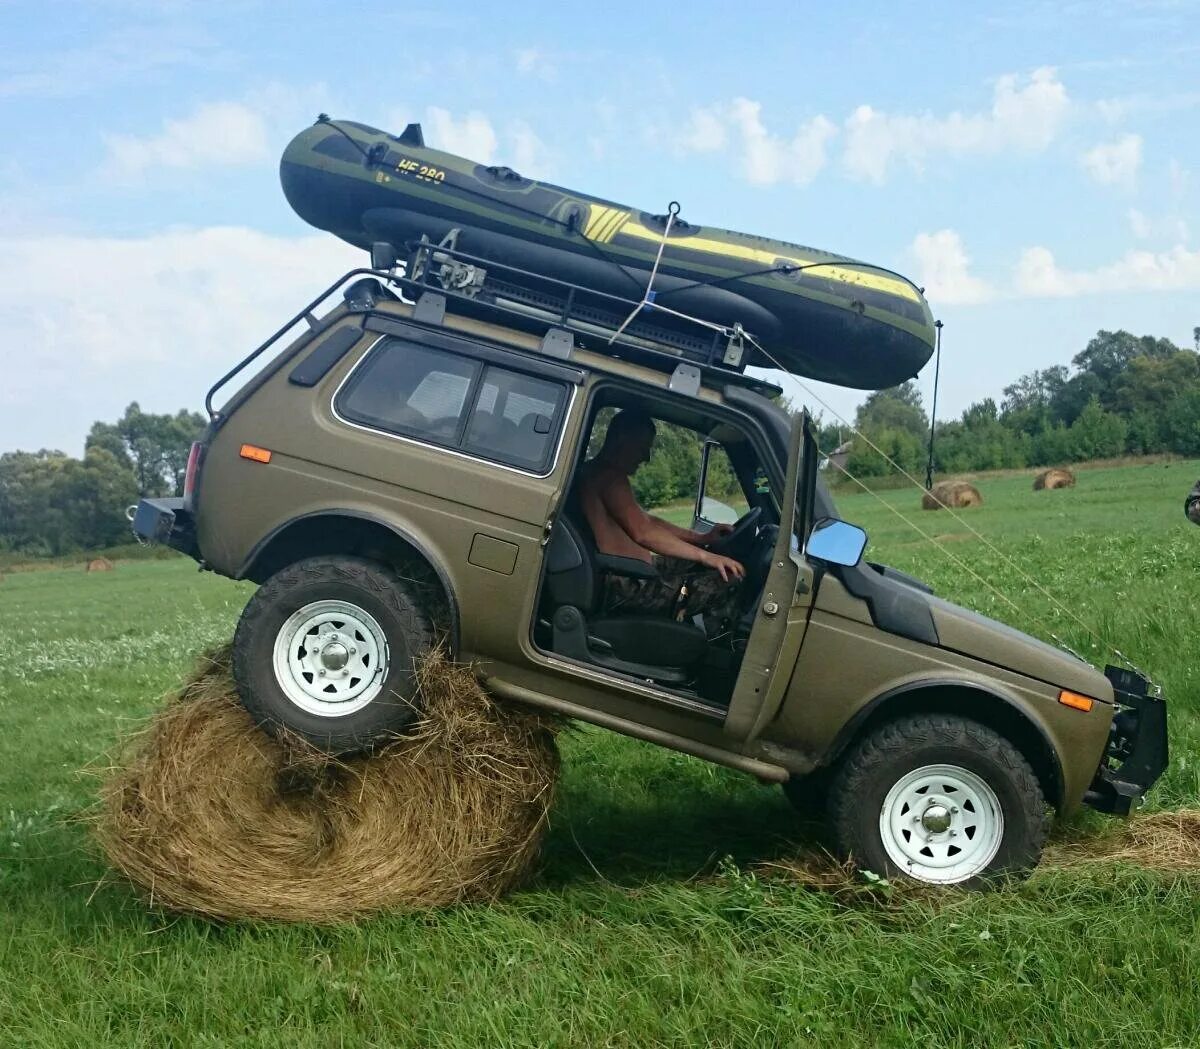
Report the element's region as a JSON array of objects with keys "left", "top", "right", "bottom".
[{"left": 2, "top": 460, "right": 1200, "bottom": 1046}]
